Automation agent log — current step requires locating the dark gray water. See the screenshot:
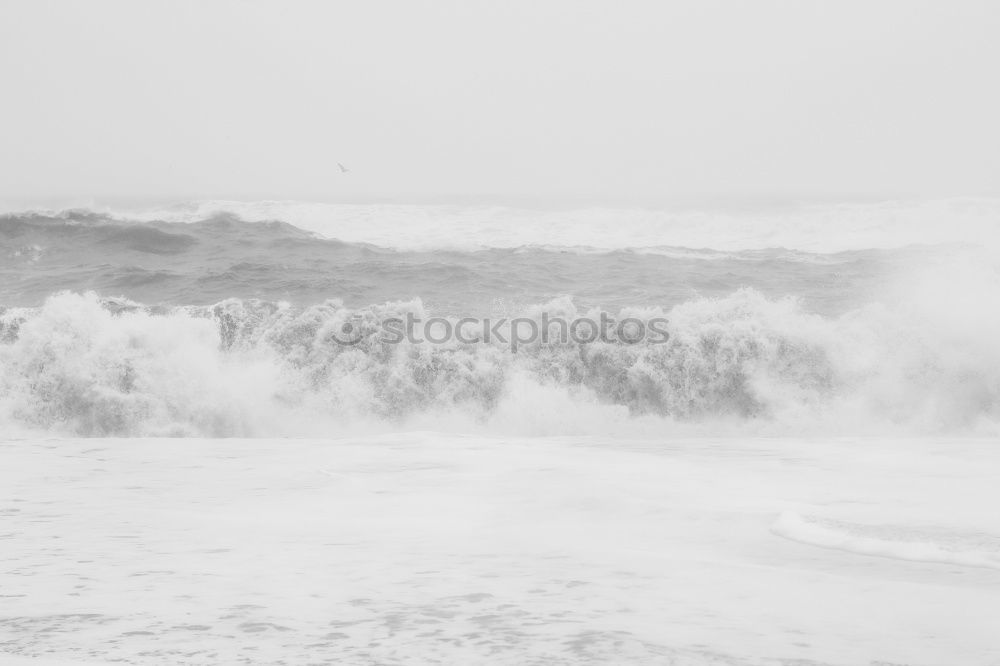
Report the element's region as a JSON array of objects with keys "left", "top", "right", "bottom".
[{"left": 0, "top": 210, "right": 937, "bottom": 315}]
